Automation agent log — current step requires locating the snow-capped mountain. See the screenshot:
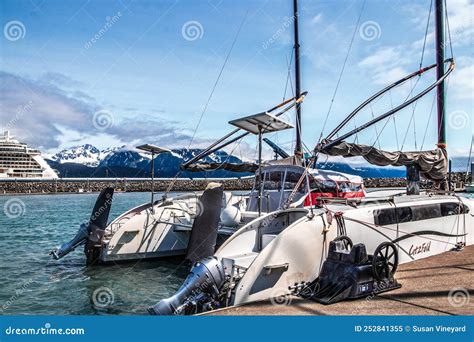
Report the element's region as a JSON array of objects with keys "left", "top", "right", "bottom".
[
  {"left": 49, "top": 144, "right": 103, "bottom": 166},
  {"left": 46, "top": 144, "right": 244, "bottom": 177},
  {"left": 99, "top": 147, "right": 151, "bottom": 168}
]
